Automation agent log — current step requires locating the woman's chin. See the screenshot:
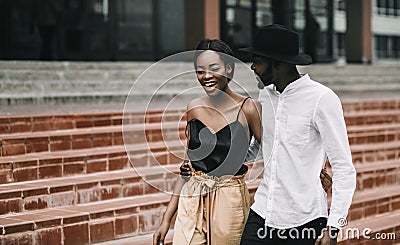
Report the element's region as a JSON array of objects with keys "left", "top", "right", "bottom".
[{"left": 204, "top": 87, "right": 222, "bottom": 96}]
